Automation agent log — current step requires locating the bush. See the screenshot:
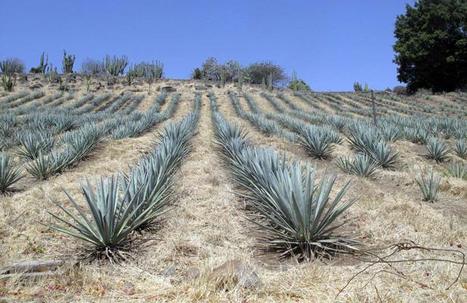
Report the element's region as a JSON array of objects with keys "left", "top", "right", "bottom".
[
  {"left": 288, "top": 72, "right": 311, "bottom": 91},
  {"left": 353, "top": 82, "right": 362, "bottom": 92},
  {"left": 0, "top": 58, "right": 25, "bottom": 75},
  {"left": 81, "top": 59, "right": 105, "bottom": 76},
  {"left": 191, "top": 68, "right": 202, "bottom": 80}
]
